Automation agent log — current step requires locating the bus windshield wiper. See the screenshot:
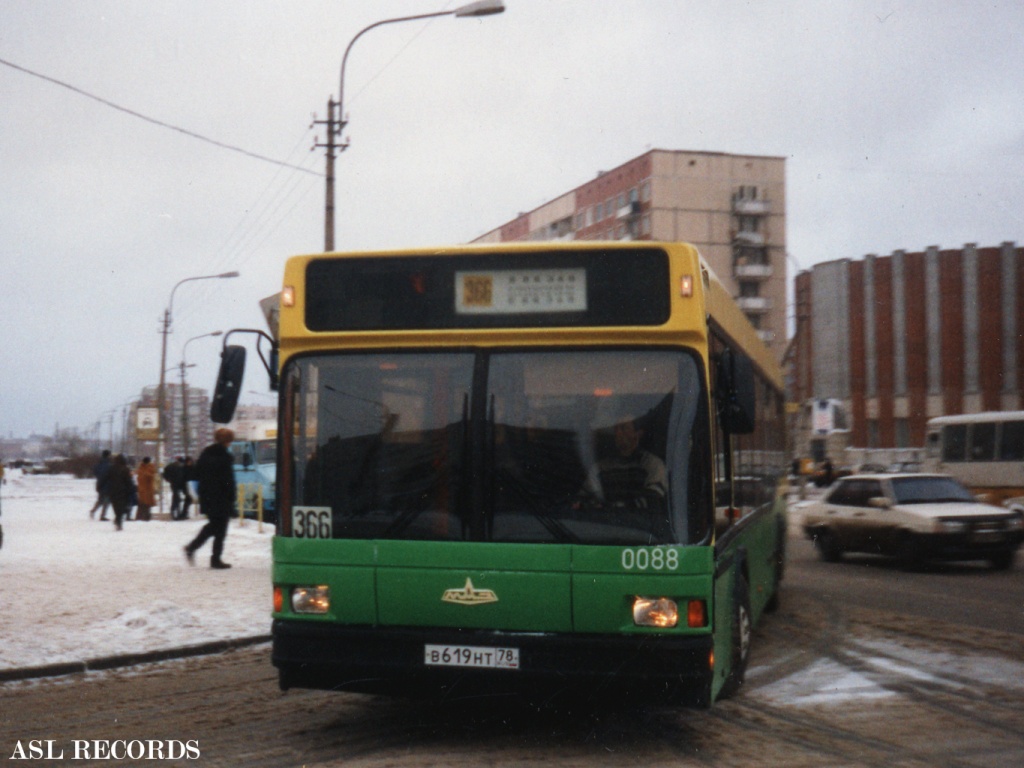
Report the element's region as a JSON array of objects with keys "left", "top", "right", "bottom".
[{"left": 494, "top": 465, "right": 579, "bottom": 544}]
